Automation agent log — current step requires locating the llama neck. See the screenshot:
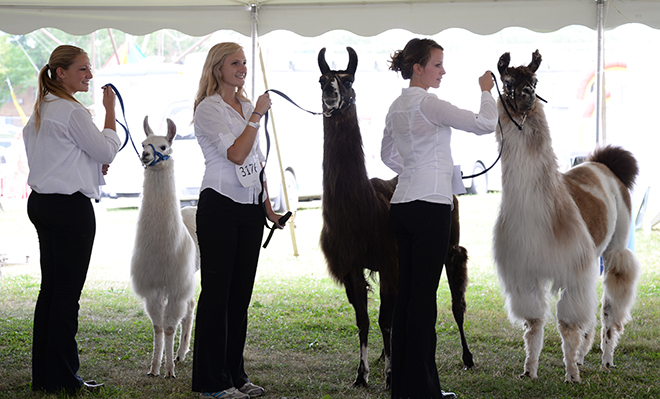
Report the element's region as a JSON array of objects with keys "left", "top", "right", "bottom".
[
  {"left": 499, "top": 104, "right": 561, "bottom": 192},
  {"left": 498, "top": 103, "right": 571, "bottom": 226},
  {"left": 322, "top": 107, "right": 371, "bottom": 190},
  {"left": 138, "top": 160, "right": 181, "bottom": 225},
  {"left": 321, "top": 106, "right": 377, "bottom": 216}
]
